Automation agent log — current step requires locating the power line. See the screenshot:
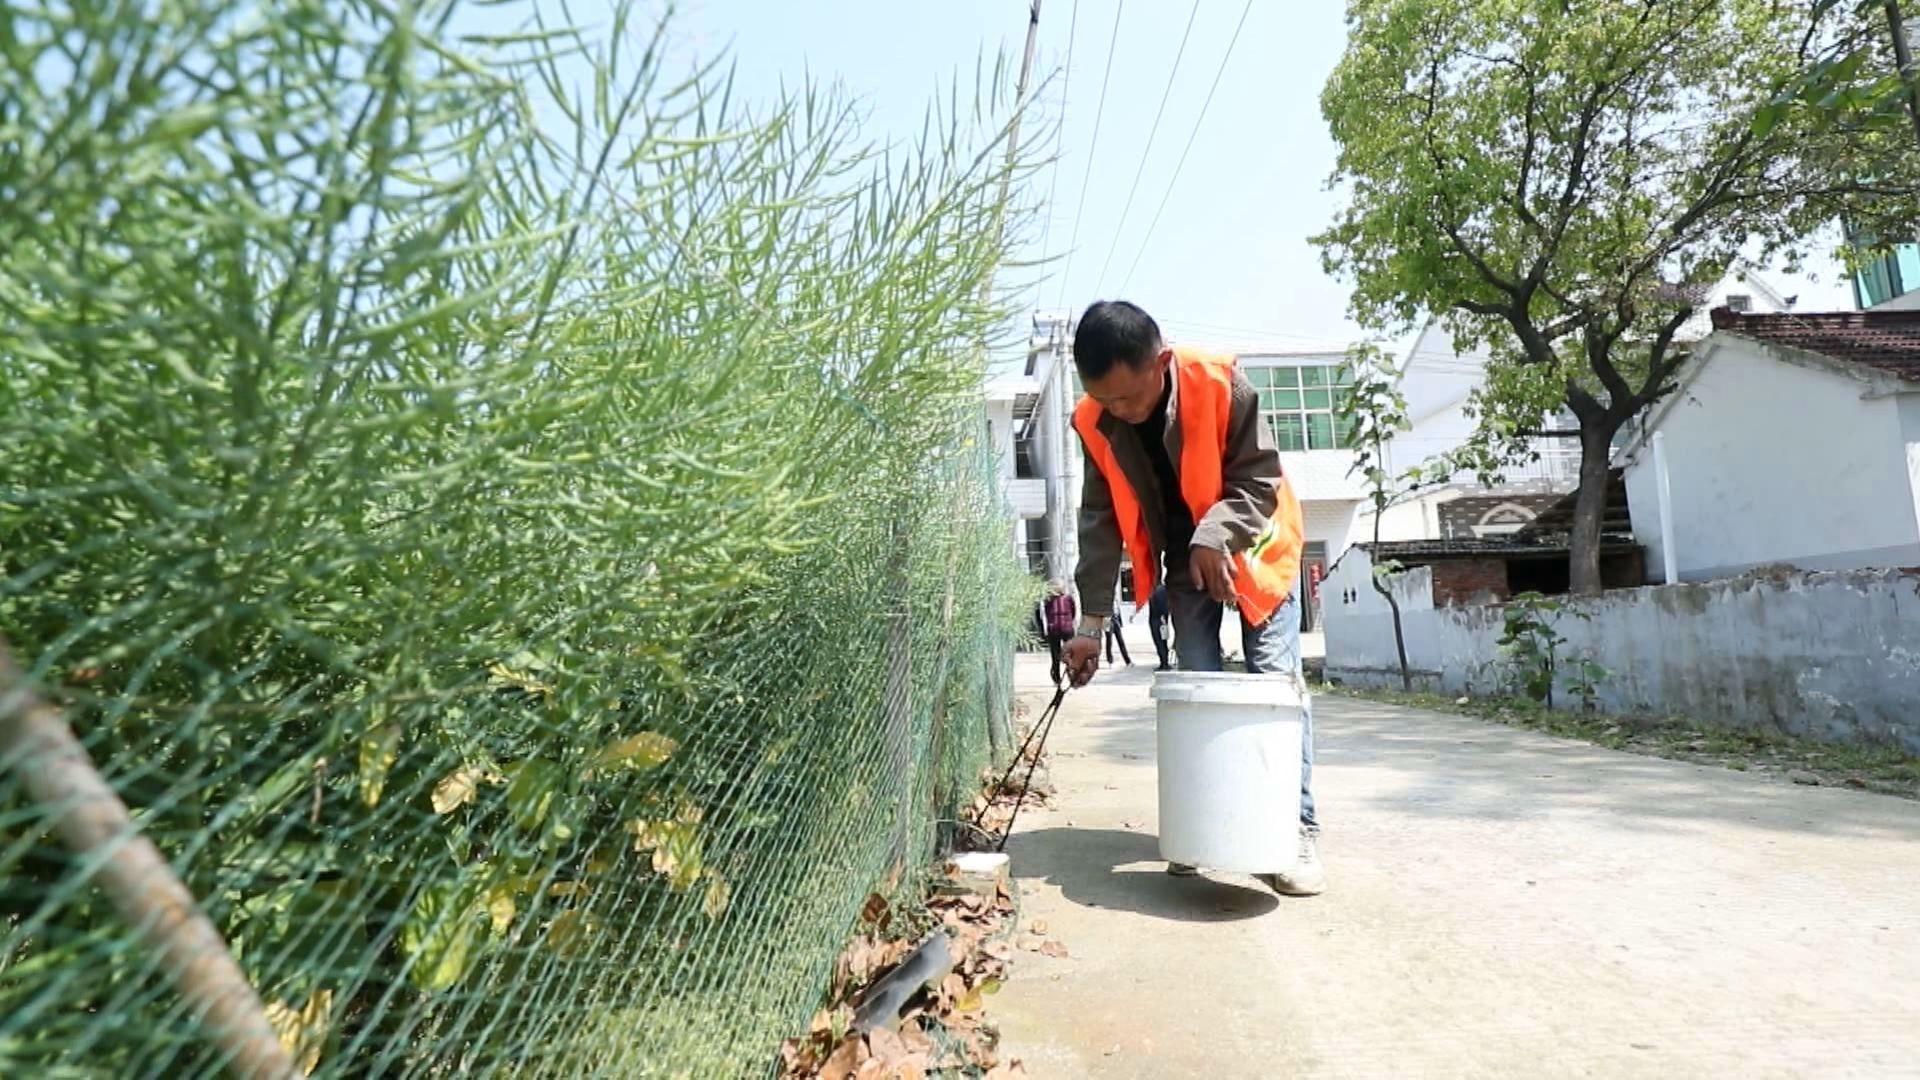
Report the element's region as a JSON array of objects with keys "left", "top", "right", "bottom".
[
  {"left": 1159, "top": 317, "right": 1354, "bottom": 346},
  {"left": 1034, "top": 0, "right": 1080, "bottom": 271},
  {"left": 1053, "top": 0, "right": 1126, "bottom": 312},
  {"left": 1093, "top": 1, "right": 1201, "bottom": 290},
  {"left": 1116, "top": 0, "right": 1255, "bottom": 294}
]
